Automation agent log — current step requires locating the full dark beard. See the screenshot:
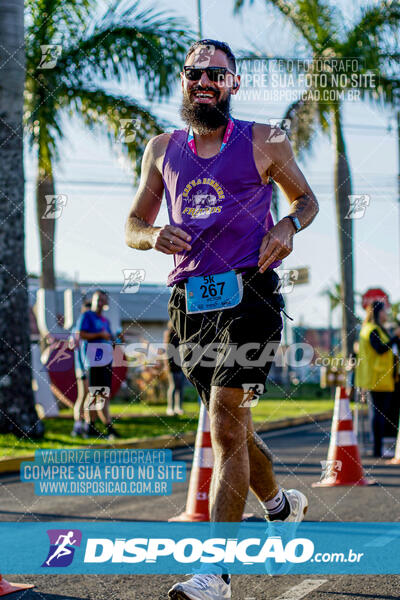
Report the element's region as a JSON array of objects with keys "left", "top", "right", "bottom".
[{"left": 180, "top": 92, "right": 231, "bottom": 134}]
